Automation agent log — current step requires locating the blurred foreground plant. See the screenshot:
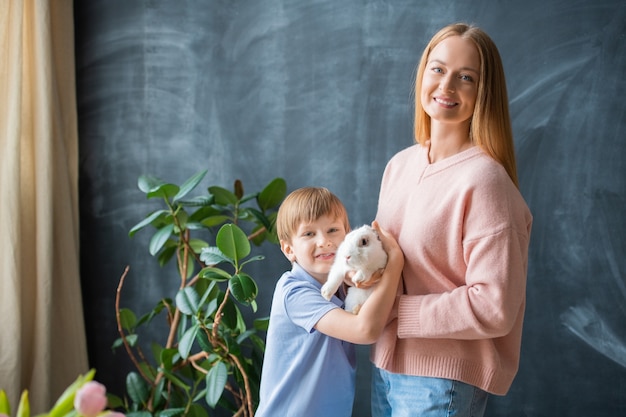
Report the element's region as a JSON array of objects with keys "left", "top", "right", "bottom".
[
  {"left": 112, "top": 171, "right": 285, "bottom": 417},
  {"left": 0, "top": 370, "right": 121, "bottom": 417}
]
